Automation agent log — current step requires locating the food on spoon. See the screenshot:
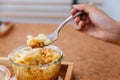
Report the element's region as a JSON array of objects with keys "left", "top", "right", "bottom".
[{"left": 27, "top": 34, "right": 52, "bottom": 48}]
